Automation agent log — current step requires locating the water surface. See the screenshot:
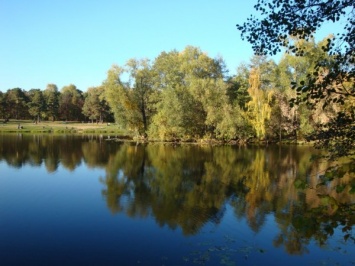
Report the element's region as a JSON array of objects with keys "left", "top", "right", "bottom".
[{"left": 0, "top": 134, "right": 354, "bottom": 265}]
